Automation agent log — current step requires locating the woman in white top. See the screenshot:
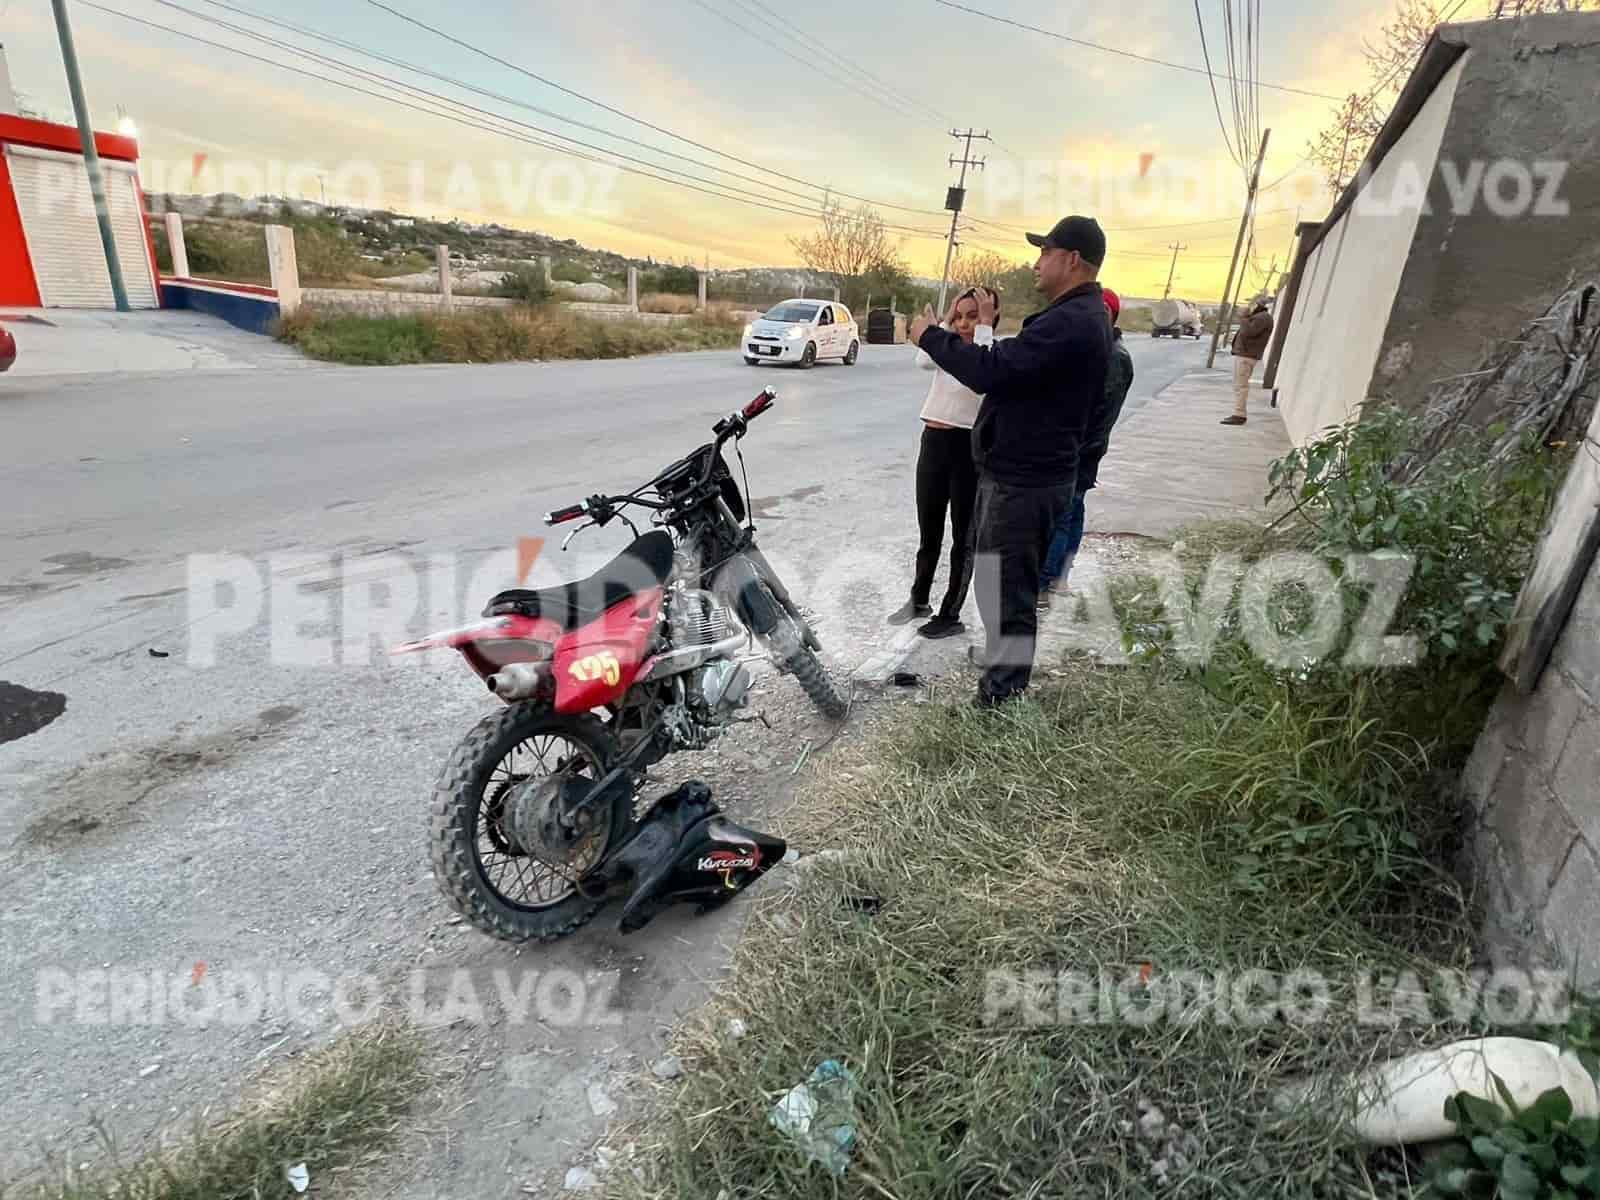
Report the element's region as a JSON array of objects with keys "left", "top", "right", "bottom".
[{"left": 887, "top": 287, "right": 997, "bottom": 639}]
